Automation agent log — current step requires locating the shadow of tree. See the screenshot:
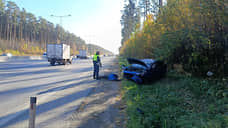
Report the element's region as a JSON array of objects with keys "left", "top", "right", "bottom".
[
  {"left": 0, "top": 83, "right": 97, "bottom": 128},
  {"left": 0, "top": 75, "right": 91, "bottom": 96},
  {"left": 37, "top": 77, "right": 94, "bottom": 95}
]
